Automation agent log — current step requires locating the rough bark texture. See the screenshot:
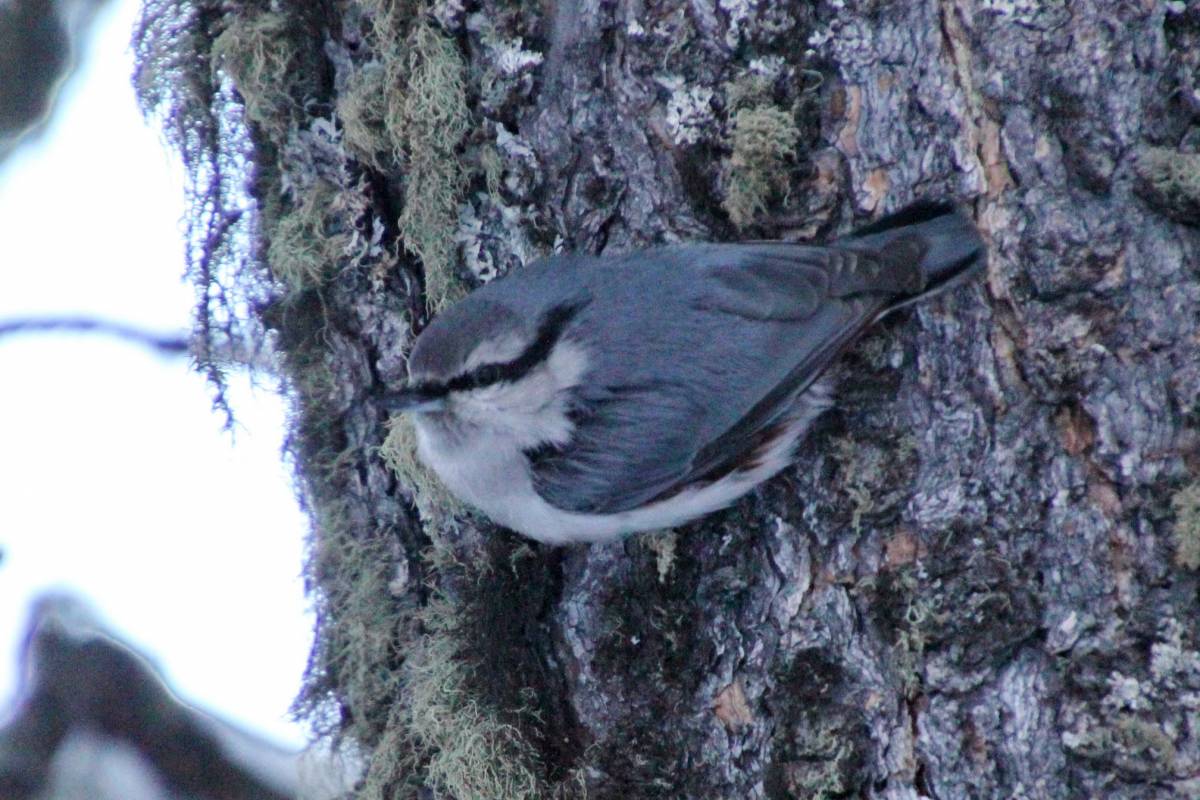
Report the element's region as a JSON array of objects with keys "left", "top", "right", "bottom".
[{"left": 136, "top": 0, "right": 1200, "bottom": 798}]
